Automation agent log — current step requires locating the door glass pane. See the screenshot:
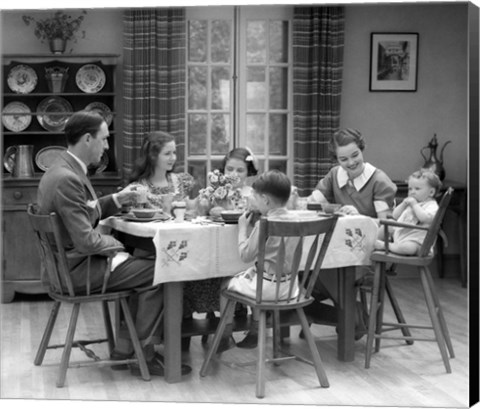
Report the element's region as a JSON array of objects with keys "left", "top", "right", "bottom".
[
  {"left": 211, "top": 159, "right": 223, "bottom": 172},
  {"left": 246, "top": 67, "right": 266, "bottom": 110},
  {"left": 188, "top": 20, "right": 207, "bottom": 63},
  {"left": 269, "top": 20, "right": 288, "bottom": 63},
  {"left": 246, "top": 20, "right": 266, "bottom": 63},
  {"left": 268, "top": 159, "right": 287, "bottom": 174},
  {"left": 246, "top": 114, "right": 265, "bottom": 153},
  {"left": 269, "top": 114, "right": 287, "bottom": 155},
  {"left": 211, "top": 67, "right": 230, "bottom": 110},
  {"left": 188, "top": 114, "right": 207, "bottom": 155},
  {"left": 187, "top": 160, "right": 206, "bottom": 195},
  {"left": 188, "top": 66, "right": 207, "bottom": 110},
  {"left": 269, "top": 67, "right": 288, "bottom": 109},
  {"left": 211, "top": 20, "right": 231, "bottom": 63},
  {"left": 211, "top": 113, "right": 230, "bottom": 154}
]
